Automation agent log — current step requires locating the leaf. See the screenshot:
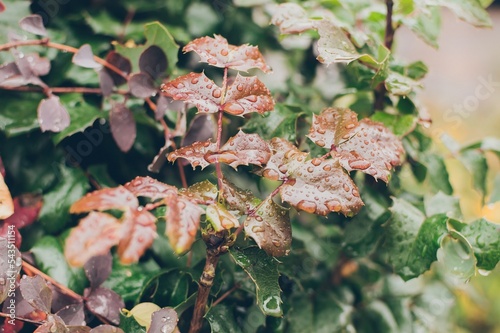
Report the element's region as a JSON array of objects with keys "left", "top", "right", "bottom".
[
  {"left": 458, "top": 148, "right": 488, "bottom": 197},
  {"left": 459, "top": 218, "right": 500, "bottom": 270},
  {"left": 124, "top": 176, "right": 177, "bottom": 201},
  {"left": 0, "top": 237, "right": 21, "bottom": 303},
  {"left": 307, "top": 108, "right": 404, "bottom": 182},
  {"left": 206, "top": 305, "right": 243, "bottom": 333},
  {"left": 104, "top": 51, "right": 132, "bottom": 86},
  {"left": 4, "top": 193, "right": 42, "bottom": 229},
  {"left": 85, "top": 287, "right": 124, "bottom": 325},
  {"left": 56, "top": 303, "right": 85, "bottom": 326},
  {"left": 70, "top": 186, "right": 138, "bottom": 213},
  {"left": 84, "top": 253, "right": 113, "bottom": 289},
  {"left": 110, "top": 103, "right": 136, "bottom": 152},
  {"left": 167, "top": 140, "right": 217, "bottom": 170},
  {"left": 139, "top": 270, "right": 192, "bottom": 308},
  {"left": 125, "top": 302, "right": 161, "bottom": 329},
  {"left": 489, "top": 174, "right": 500, "bottom": 204},
  {"left": 165, "top": 196, "right": 204, "bottom": 254},
  {"left": 400, "top": 6, "right": 441, "bottom": 48},
  {"left": 129, "top": 72, "right": 157, "bottom": 98},
  {"left": 270, "top": 3, "right": 316, "bottom": 34},
  {"left": 179, "top": 180, "right": 218, "bottom": 204},
  {"left": 244, "top": 197, "right": 291, "bottom": 257},
  {"left": 119, "top": 311, "right": 147, "bottom": 333},
  {"left": 19, "top": 275, "right": 52, "bottom": 313},
  {"left": 139, "top": 45, "right": 167, "bottom": 80},
  {"left": 99, "top": 69, "right": 114, "bottom": 96},
  {"left": 206, "top": 203, "right": 240, "bottom": 231},
  {"left": 182, "top": 114, "right": 216, "bottom": 147},
  {"left": 0, "top": 92, "right": 39, "bottom": 136},
  {"left": 0, "top": 173, "right": 14, "bottom": 219},
  {"left": 39, "top": 167, "right": 90, "bottom": 233},
  {"left": 104, "top": 259, "right": 155, "bottom": 303},
  {"left": 34, "top": 315, "right": 69, "bottom": 333},
  {"left": 161, "top": 72, "right": 221, "bottom": 114},
  {"left": 37, "top": 95, "right": 71, "bottom": 133},
  {"left": 72, "top": 44, "right": 102, "bottom": 69},
  {"left": 144, "top": 22, "right": 179, "bottom": 75},
  {"left": 380, "top": 199, "right": 449, "bottom": 280},
  {"left": 385, "top": 72, "right": 421, "bottom": 96},
  {"left": 230, "top": 247, "right": 282, "bottom": 316},
  {"left": 424, "top": 192, "right": 462, "bottom": 219},
  {"left": 183, "top": 34, "right": 271, "bottom": 73},
  {"left": 90, "top": 325, "right": 125, "bottom": 333},
  {"left": 65, "top": 212, "right": 122, "bottom": 267},
  {"left": 437, "top": 232, "right": 476, "bottom": 282},
  {"left": 117, "top": 210, "right": 157, "bottom": 264},
  {"left": 426, "top": 0, "right": 492, "bottom": 27},
  {"left": 370, "top": 112, "right": 416, "bottom": 137},
  {"left": 148, "top": 308, "right": 178, "bottom": 333},
  {"left": 222, "top": 74, "right": 274, "bottom": 116},
  {"left": 18, "top": 14, "right": 47, "bottom": 36},
  {"left": 420, "top": 153, "right": 453, "bottom": 195},
  {"left": 206, "top": 131, "right": 271, "bottom": 169}
]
